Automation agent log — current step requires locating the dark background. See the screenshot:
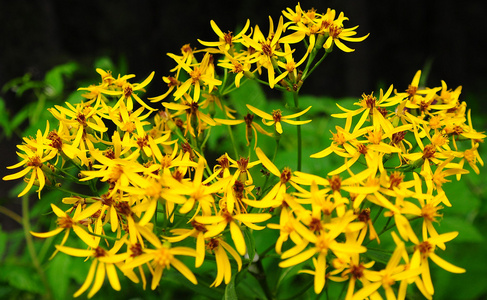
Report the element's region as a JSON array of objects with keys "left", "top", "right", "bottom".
[
  {"left": 1, "top": 0, "right": 486, "bottom": 100},
  {"left": 1, "top": 0, "right": 486, "bottom": 225}
]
